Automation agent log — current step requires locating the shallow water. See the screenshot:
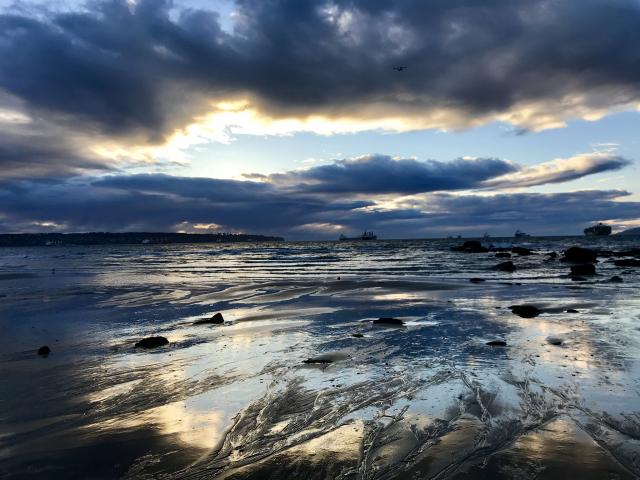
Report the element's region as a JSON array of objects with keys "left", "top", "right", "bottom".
[{"left": 1, "top": 237, "right": 639, "bottom": 479}]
